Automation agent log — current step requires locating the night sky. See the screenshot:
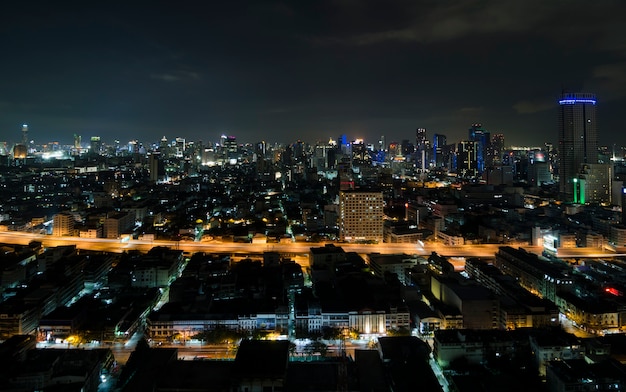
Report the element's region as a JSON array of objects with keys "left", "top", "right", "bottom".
[{"left": 1, "top": 1, "right": 625, "bottom": 148}]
